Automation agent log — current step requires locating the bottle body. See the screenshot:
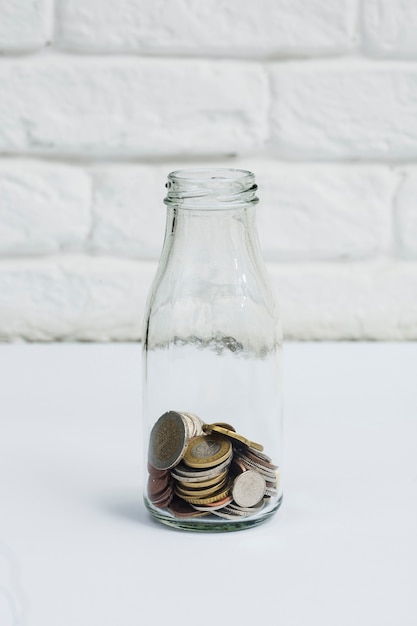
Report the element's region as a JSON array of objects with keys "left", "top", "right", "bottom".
[{"left": 142, "top": 169, "right": 283, "bottom": 531}]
